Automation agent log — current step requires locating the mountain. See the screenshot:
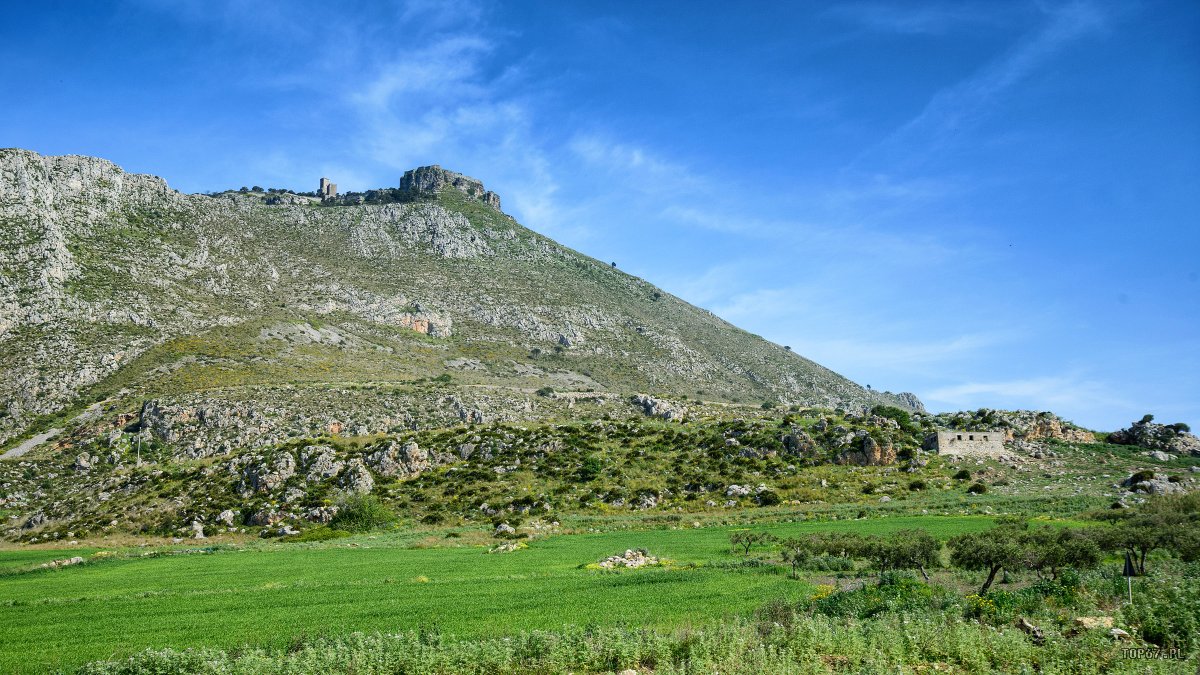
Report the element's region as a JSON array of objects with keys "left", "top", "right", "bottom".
[{"left": 0, "top": 148, "right": 919, "bottom": 453}]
